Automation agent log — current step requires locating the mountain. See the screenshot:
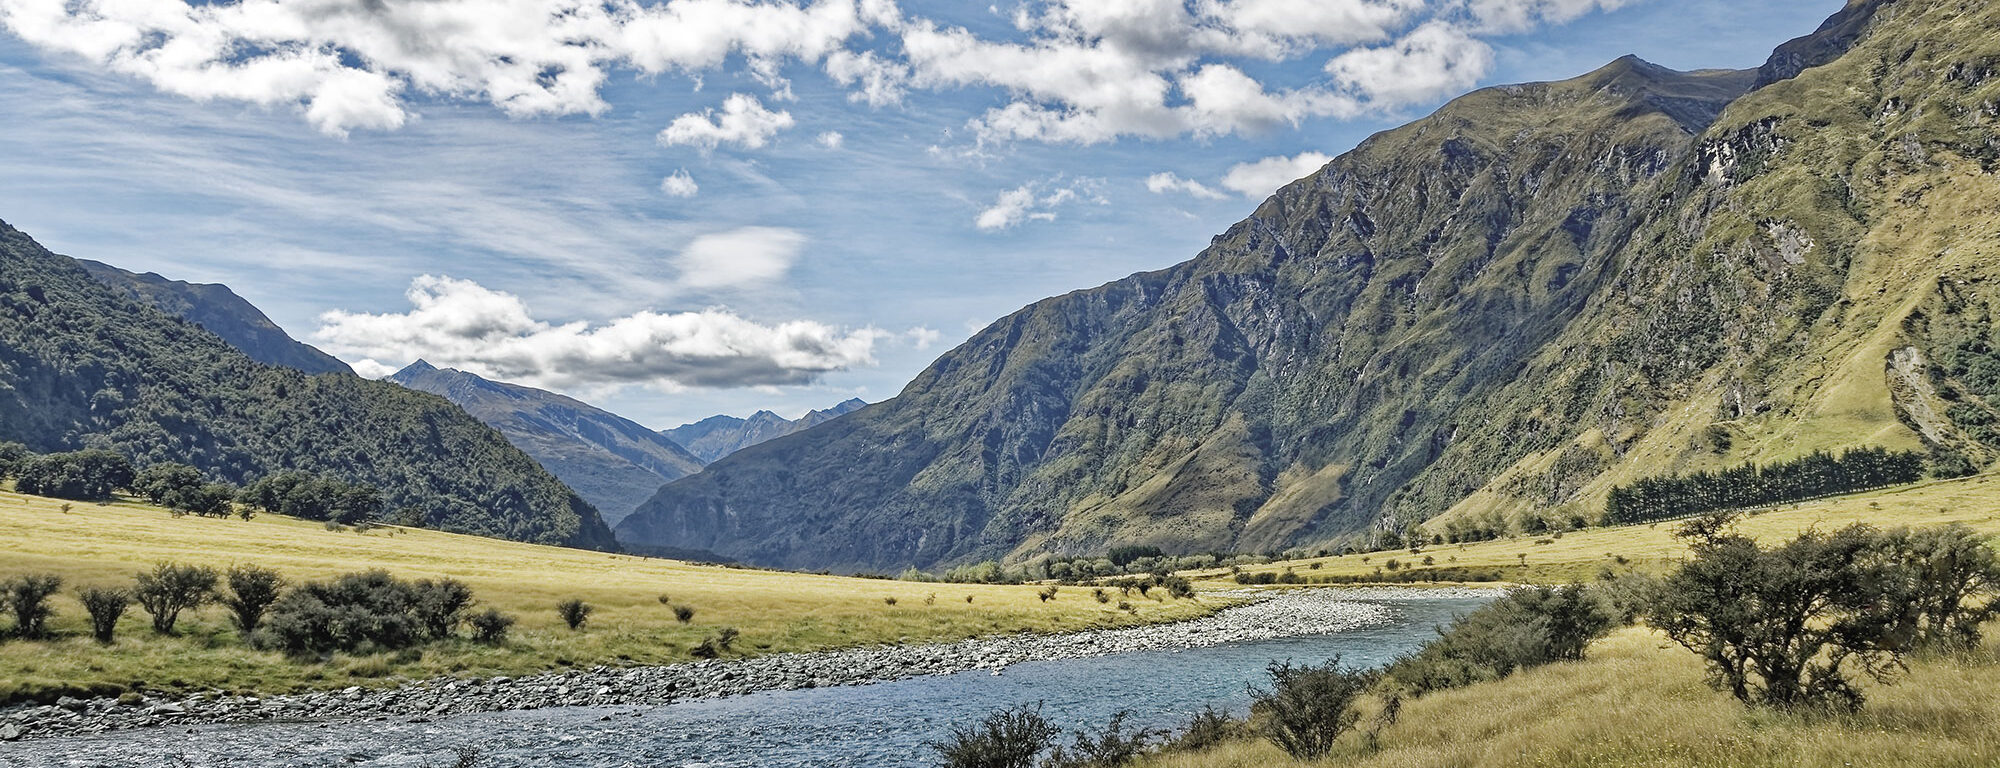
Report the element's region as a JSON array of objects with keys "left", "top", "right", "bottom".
[
  {"left": 389, "top": 361, "right": 706, "bottom": 525},
  {"left": 621, "top": 0, "right": 2000, "bottom": 572},
  {"left": 661, "top": 399, "right": 869, "bottom": 463},
  {"left": 0, "top": 222, "right": 616, "bottom": 550},
  {"left": 75, "top": 259, "right": 352, "bottom": 375}
]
